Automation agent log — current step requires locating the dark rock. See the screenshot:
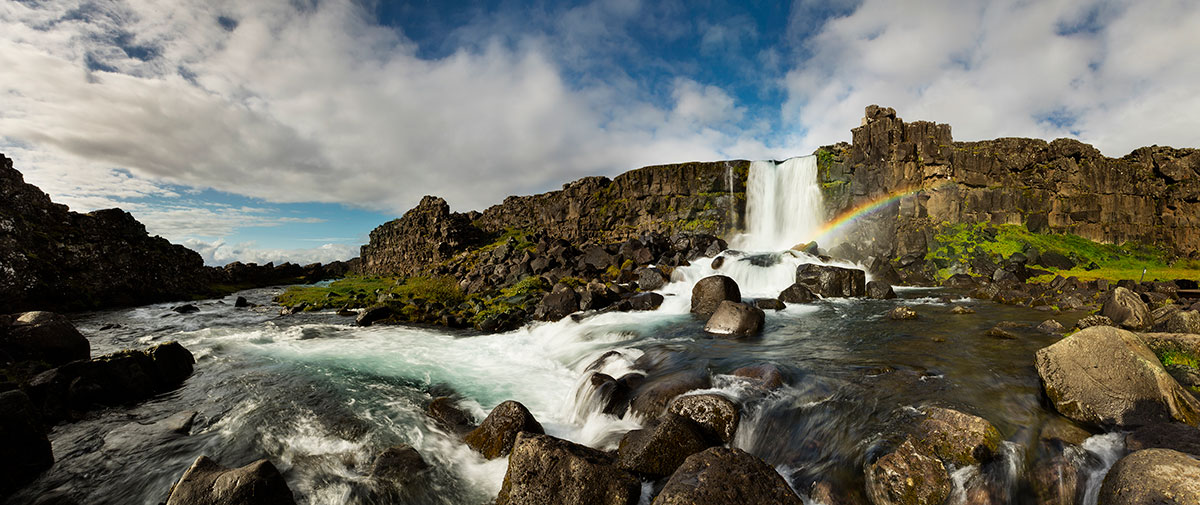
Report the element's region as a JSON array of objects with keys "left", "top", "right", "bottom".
[
  {"left": 943, "top": 274, "right": 978, "bottom": 290},
  {"left": 234, "top": 296, "right": 251, "bottom": 308},
  {"left": 164, "top": 456, "right": 296, "bottom": 505},
  {"left": 809, "top": 481, "right": 867, "bottom": 505},
  {"left": 666, "top": 393, "right": 740, "bottom": 443},
  {"left": 358, "top": 195, "right": 487, "bottom": 277},
  {"left": 1098, "top": 449, "right": 1200, "bottom": 505},
  {"left": 888, "top": 307, "right": 918, "bottom": 320},
  {"left": 588, "top": 372, "right": 641, "bottom": 416},
  {"left": 533, "top": 289, "right": 580, "bottom": 321},
  {"left": 1037, "top": 251, "right": 1076, "bottom": 270},
  {"left": 1031, "top": 453, "right": 1079, "bottom": 505},
  {"left": 165, "top": 411, "right": 198, "bottom": 434},
  {"left": 913, "top": 406, "right": 1002, "bottom": 466},
  {"left": 624, "top": 292, "right": 664, "bottom": 311},
  {"left": 427, "top": 397, "right": 475, "bottom": 435},
  {"left": 754, "top": 298, "right": 785, "bottom": 310},
  {"left": 731, "top": 363, "right": 785, "bottom": 389},
  {"left": 866, "top": 281, "right": 896, "bottom": 299},
  {"left": 1167, "top": 364, "right": 1200, "bottom": 395},
  {"left": 370, "top": 446, "right": 429, "bottom": 487},
  {"left": 1157, "top": 310, "right": 1200, "bottom": 334},
  {"left": 778, "top": 283, "right": 815, "bottom": 303},
  {"left": 150, "top": 341, "right": 196, "bottom": 385},
  {"left": 0, "top": 390, "right": 53, "bottom": 497},
  {"left": 355, "top": 306, "right": 391, "bottom": 327},
  {"left": 630, "top": 370, "right": 712, "bottom": 418},
  {"left": 652, "top": 447, "right": 802, "bottom": 505},
  {"left": 636, "top": 267, "right": 669, "bottom": 291},
  {"left": 703, "top": 301, "right": 764, "bottom": 337},
  {"left": 1102, "top": 286, "right": 1152, "bottom": 330},
  {"left": 497, "top": 433, "right": 640, "bottom": 505},
  {"left": 794, "top": 263, "right": 866, "bottom": 298},
  {"left": 986, "top": 325, "right": 1019, "bottom": 340},
  {"left": 1126, "top": 423, "right": 1200, "bottom": 456},
  {"left": 172, "top": 304, "right": 200, "bottom": 314},
  {"left": 464, "top": 400, "right": 545, "bottom": 459},
  {"left": 0, "top": 311, "right": 90, "bottom": 365},
  {"left": 864, "top": 437, "right": 950, "bottom": 505},
  {"left": 690, "top": 275, "right": 741, "bottom": 317},
  {"left": 616, "top": 413, "right": 716, "bottom": 478},
  {"left": 710, "top": 256, "right": 725, "bottom": 269}
]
